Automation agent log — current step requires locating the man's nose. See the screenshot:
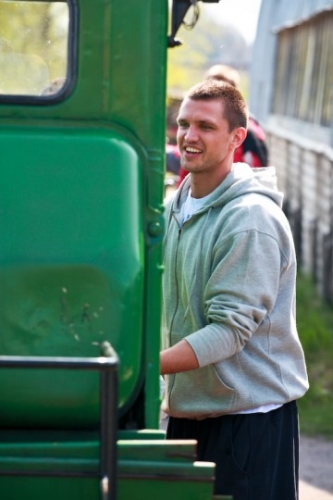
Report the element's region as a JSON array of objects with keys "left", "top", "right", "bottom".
[{"left": 184, "top": 125, "right": 198, "bottom": 141}]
